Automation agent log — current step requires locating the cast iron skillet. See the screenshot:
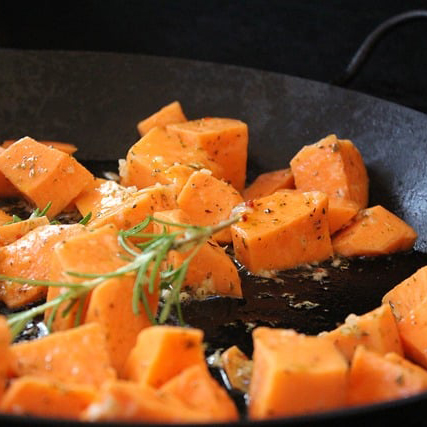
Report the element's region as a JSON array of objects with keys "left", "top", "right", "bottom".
[{"left": 1, "top": 49, "right": 427, "bottom": 427}]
